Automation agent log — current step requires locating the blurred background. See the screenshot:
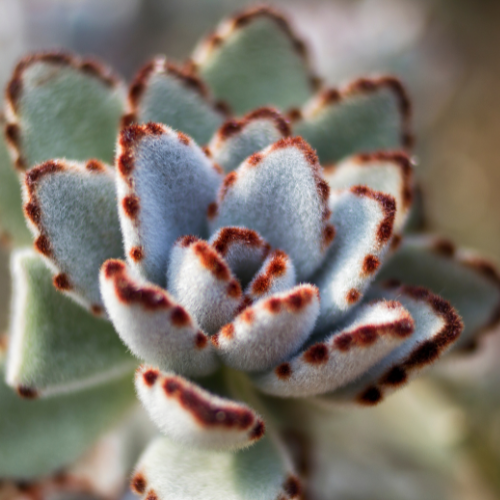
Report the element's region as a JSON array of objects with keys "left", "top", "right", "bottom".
[{"left": 0, "top": 0, "right": 499, "bottom": 498}]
